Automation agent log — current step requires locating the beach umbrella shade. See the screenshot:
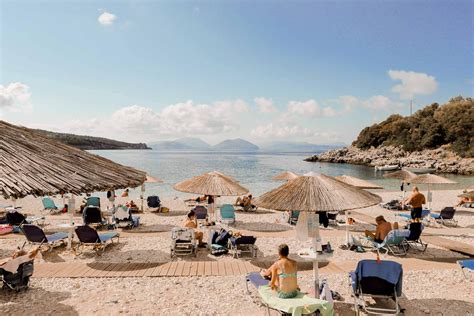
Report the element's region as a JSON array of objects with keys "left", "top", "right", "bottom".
[
  {"left": 140, "top": 175, "right": 164, "bottom": 211},
  {"left": 173, "top": 171, "right": 248, "bottom": 196},
  {"left": 335, "top": 175, "right": 383, "bottom": 189},
  {"left": 383, "top": 170, "right": 417, "bottom": 198},
  {"left": 254, "top": 173, "right": 381, "bottom": 297},
  {"left": 410, "top": 174, "right": 457, "bottom": 209},
  {"left": 272, "top": 171, "right": 299, "bottom": 181},
  {"left": 0, "top": 120, "right": 147, "bottom": 199}
]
